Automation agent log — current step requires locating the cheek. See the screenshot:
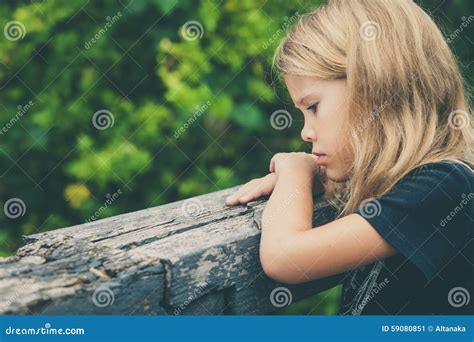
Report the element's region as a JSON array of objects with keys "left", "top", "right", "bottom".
[
  {"left": 338, "top": 141, "right": 353, "bottom": 161},
  {"left": 329, "top": 120, "right": 351, "bottom": 157},
  {"left": 326, "top": 141, "right": 353, "bottom": 181}
]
